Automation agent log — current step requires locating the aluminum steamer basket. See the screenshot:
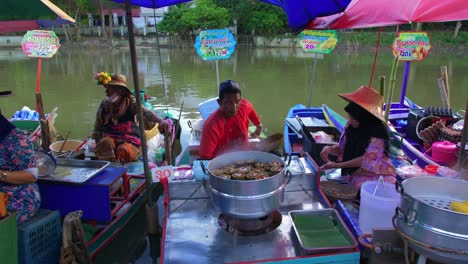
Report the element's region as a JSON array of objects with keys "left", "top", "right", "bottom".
[{"left": 394, "top": 177, "right": 468, "bottom": 264}]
